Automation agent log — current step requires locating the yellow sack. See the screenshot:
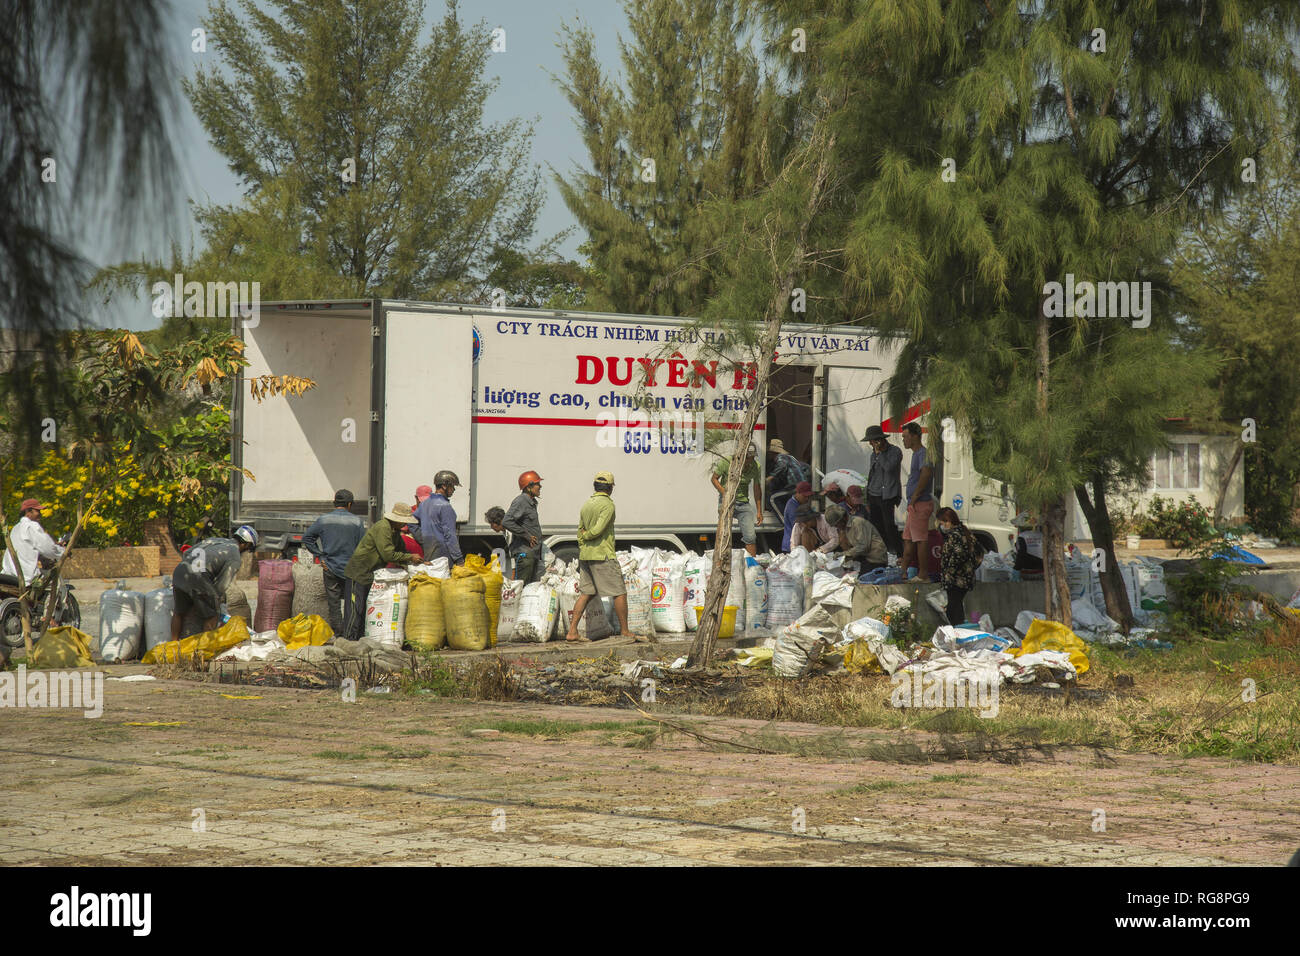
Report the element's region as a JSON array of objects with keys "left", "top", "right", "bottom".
[
  {"left": 143, "top": 617, "right": 250, "bottom": 665},
  {"left": 30, "top": 626, "right": 95, "bottom": 668},
  {"left": 443, "top": 575, "right": 489, "bottom": 651},
  {"left": 406, "top": 574, "right": 447, "bottom": 650},
  {"left": 275, "top": 613, "right": 333, "bottom": 651},
  {"left": 463, "top": 554, "right": 505, "bottom": 647},
  {"left": 1015, "top": 619, "right": 1091, "bottom": 675},
  {"left": 843, "top": 638, "right": 884, "bottom": 675}
]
